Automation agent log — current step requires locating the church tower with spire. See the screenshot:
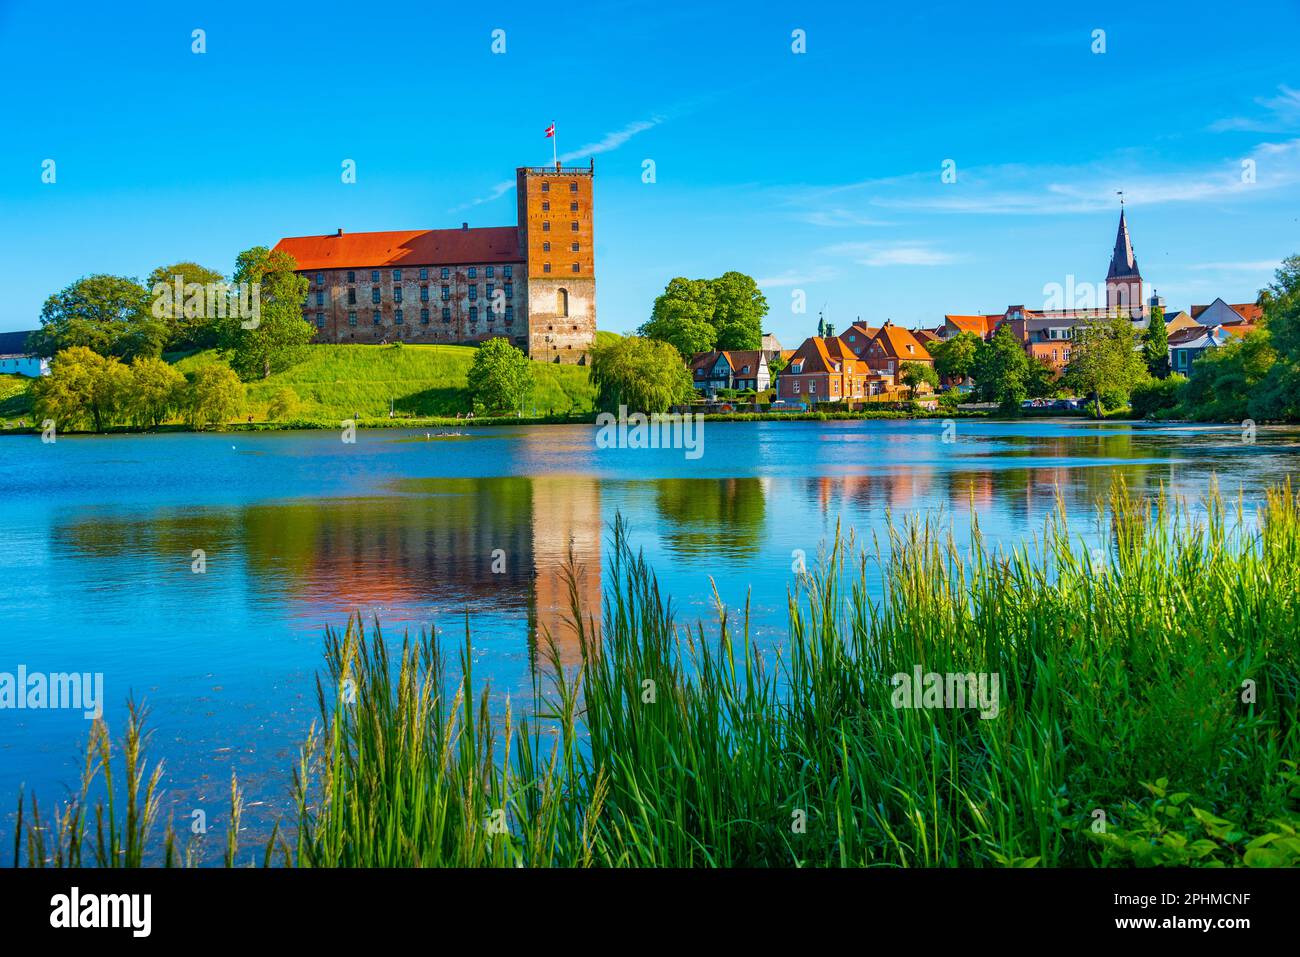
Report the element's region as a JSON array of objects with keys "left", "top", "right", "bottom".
[{"left": 1105, "top": 205, "right": 1144, "bottom": 317}]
